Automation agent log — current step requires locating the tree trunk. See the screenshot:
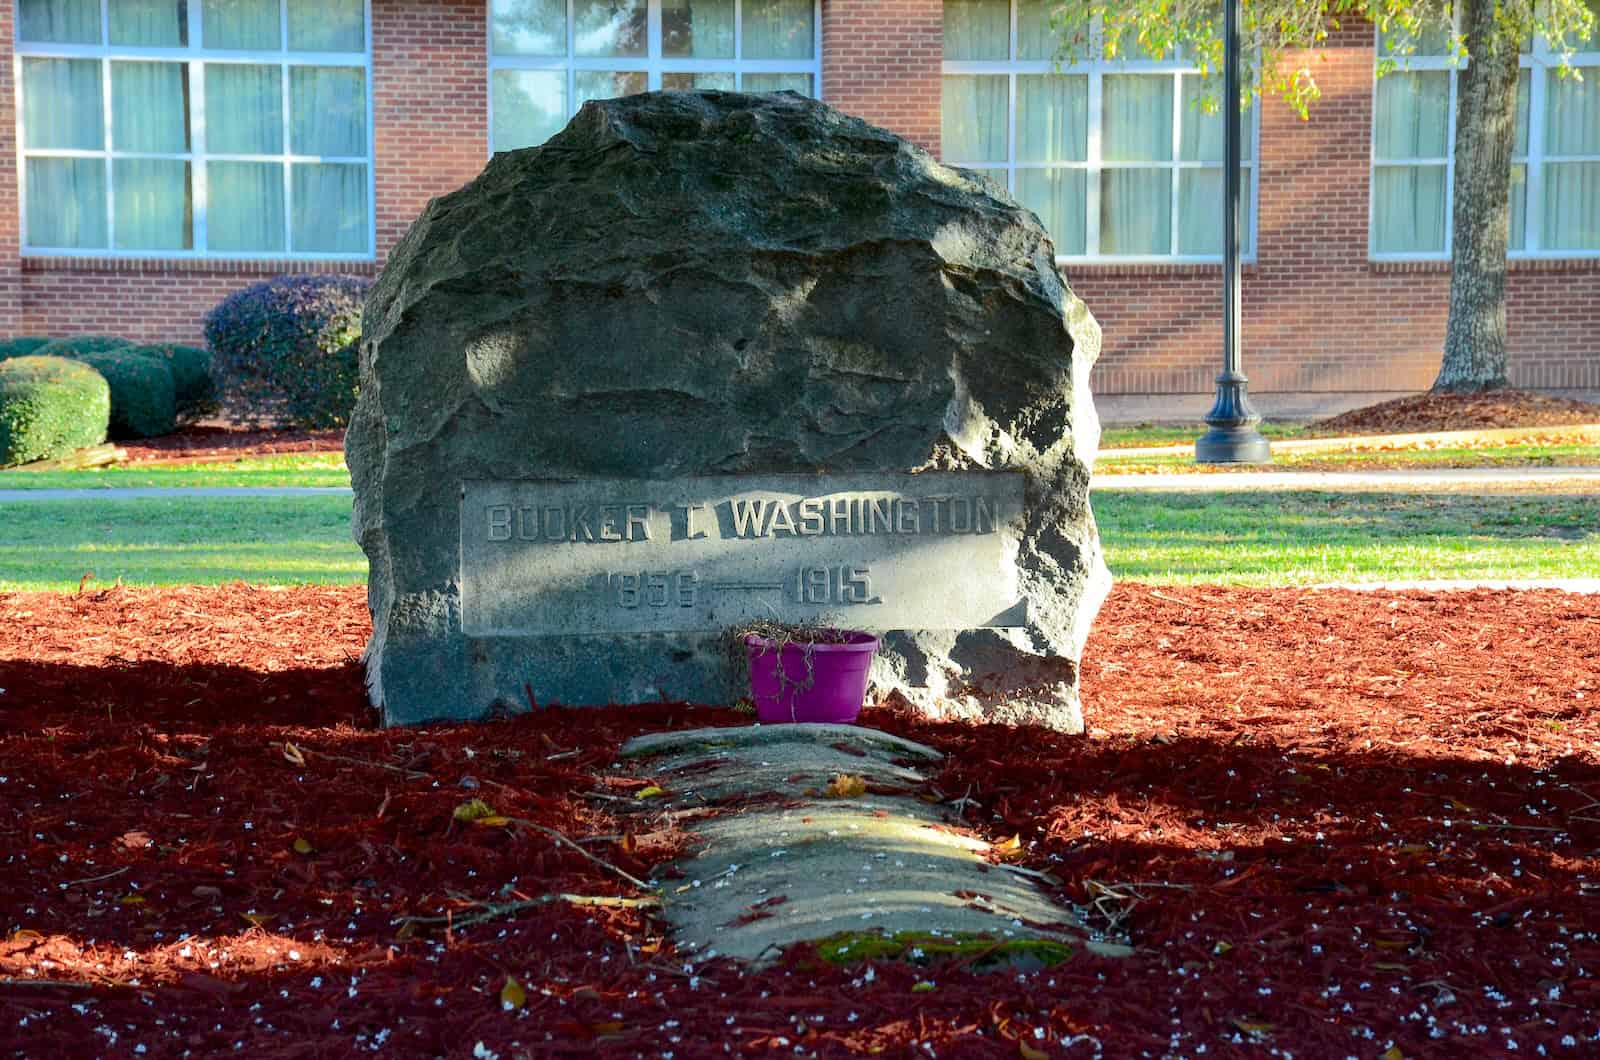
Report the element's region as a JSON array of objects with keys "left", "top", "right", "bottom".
[{"left": 1435, "top": 0, "right": 1522, "bottom": 392}]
